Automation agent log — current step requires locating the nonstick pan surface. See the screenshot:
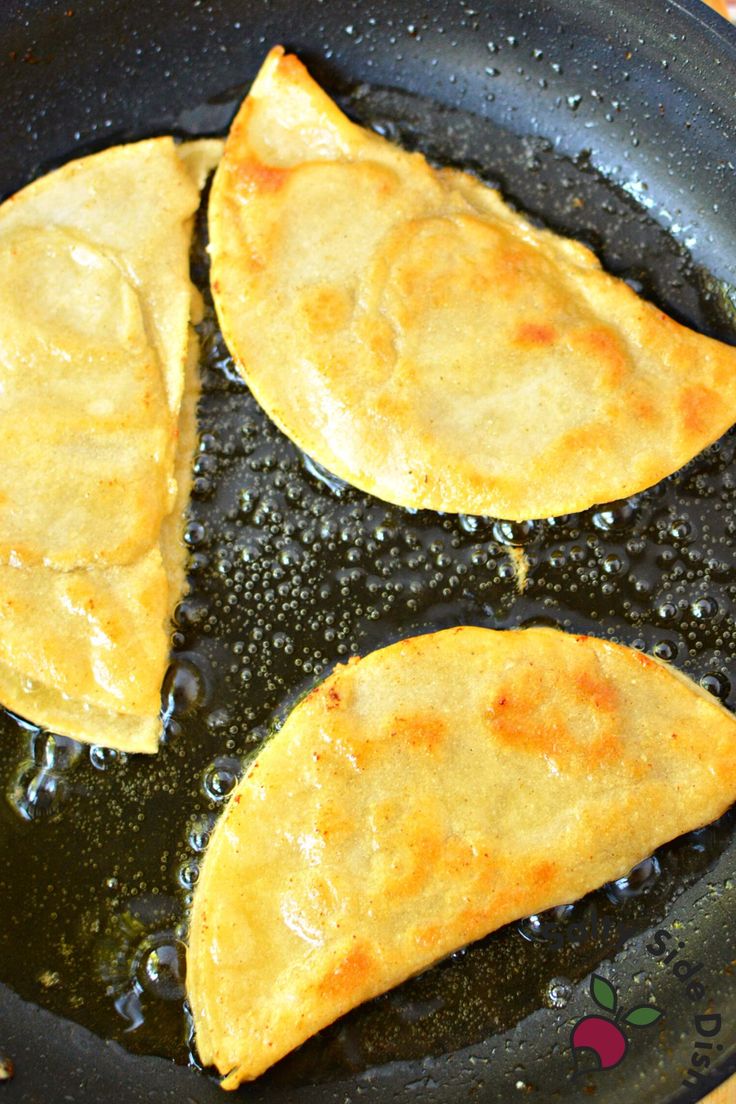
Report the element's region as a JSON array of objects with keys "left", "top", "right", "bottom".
[{"left": 0, "top": 1, "right": 736, "bottom": 1102}]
